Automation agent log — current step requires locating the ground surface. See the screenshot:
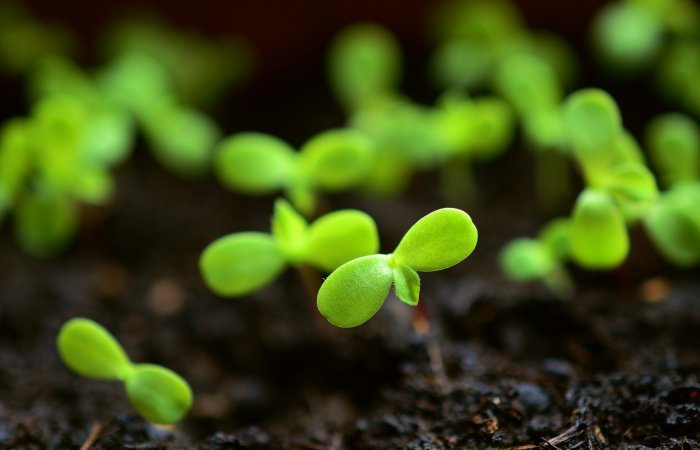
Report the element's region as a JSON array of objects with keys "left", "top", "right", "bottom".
[{"left": 1, "top": 139, "right": 700, "bottom": 450}]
